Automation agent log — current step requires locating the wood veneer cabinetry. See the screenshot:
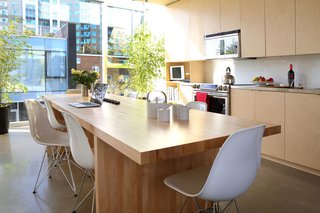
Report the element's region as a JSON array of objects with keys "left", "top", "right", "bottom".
[
  {"left": 220, "top": 0, "right": 240, "bottom": 32},
  {"left": 231, "top": 89, "right": 285, "bottom": 159},
  {"left": 285, "top": 93, "right": 320, "bottom": 170},
  {"left": 189, "top": 0, "right": 204, "bottom": 60},
  {"left": 254, "top": 91, "right": 285, "bottom": 160},
  {"left": 240, "top": 0, "right": 265, "bottom": 57},
  {"left": 296, "top": 0, "right": 320, "bottom": 55},
  {"left": 265, "top": 0, "right": 295, "bottom": 56},
  {"left": 203, "top": 0, "right": 220, "bottom": 35},
  {"left": 165, "top": 0, "right": 189, "bottom": 62}
]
